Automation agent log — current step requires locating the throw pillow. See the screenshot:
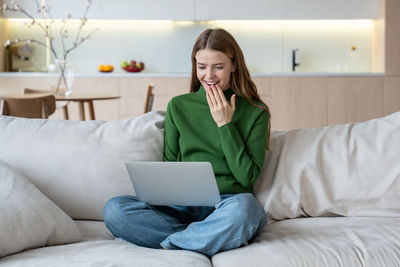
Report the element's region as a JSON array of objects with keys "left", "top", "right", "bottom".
[
  {"left": 0, "top": 159, "right": 81, "bottom": 257},
  {"left": 254, "top": 111, "right": 400, "bottom": 221},
  {"left": 0, "top": 111, "right": 165, "bottom": 220}
]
